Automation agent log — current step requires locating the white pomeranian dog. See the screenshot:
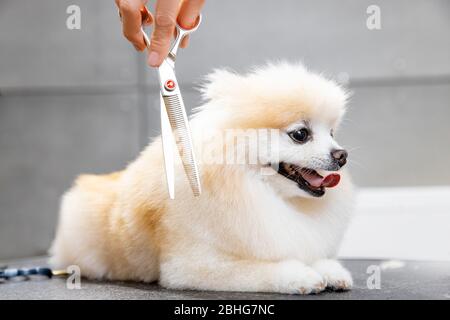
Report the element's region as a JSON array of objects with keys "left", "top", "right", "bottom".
[{"left": 50, "top": 62, "right": 354, "bottom": 295}]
